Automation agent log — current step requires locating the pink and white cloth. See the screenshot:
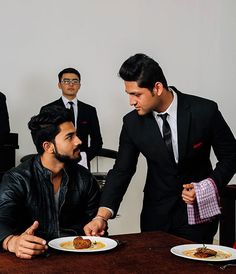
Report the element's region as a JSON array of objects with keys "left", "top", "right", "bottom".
[{"left": 187, "top": 178, "right": 221, "bottom": 225}]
